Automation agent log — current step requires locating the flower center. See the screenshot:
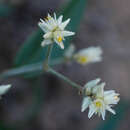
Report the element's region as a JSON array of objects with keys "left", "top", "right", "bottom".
[
  {"left": 52, "top": 26, "right": 59, "bottom": 32},
  {"left": 57, "top": 36, "right": 62, "bottom": 43},
  {"left": 95, "top": 101, "right": 102, "bottom": 108},
  {"left": 77, "top": 56, "right": 88, "bottom": 64}
]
